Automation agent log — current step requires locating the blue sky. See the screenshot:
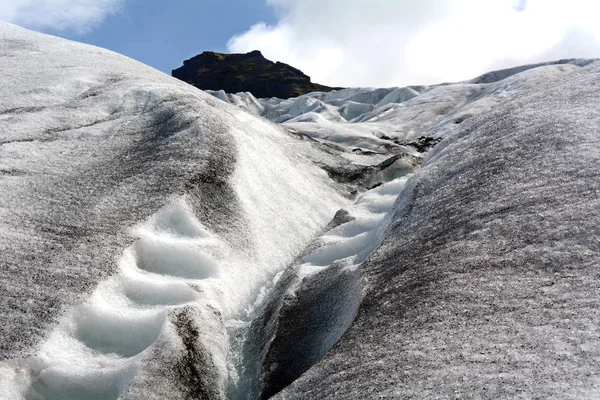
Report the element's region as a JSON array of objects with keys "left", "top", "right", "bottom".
[
  {"left": 2, "top": 0, "right": 600, "bottom": 86},
  {"left": 40, "top": 0, "right": 277, "bottom": 75}
]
